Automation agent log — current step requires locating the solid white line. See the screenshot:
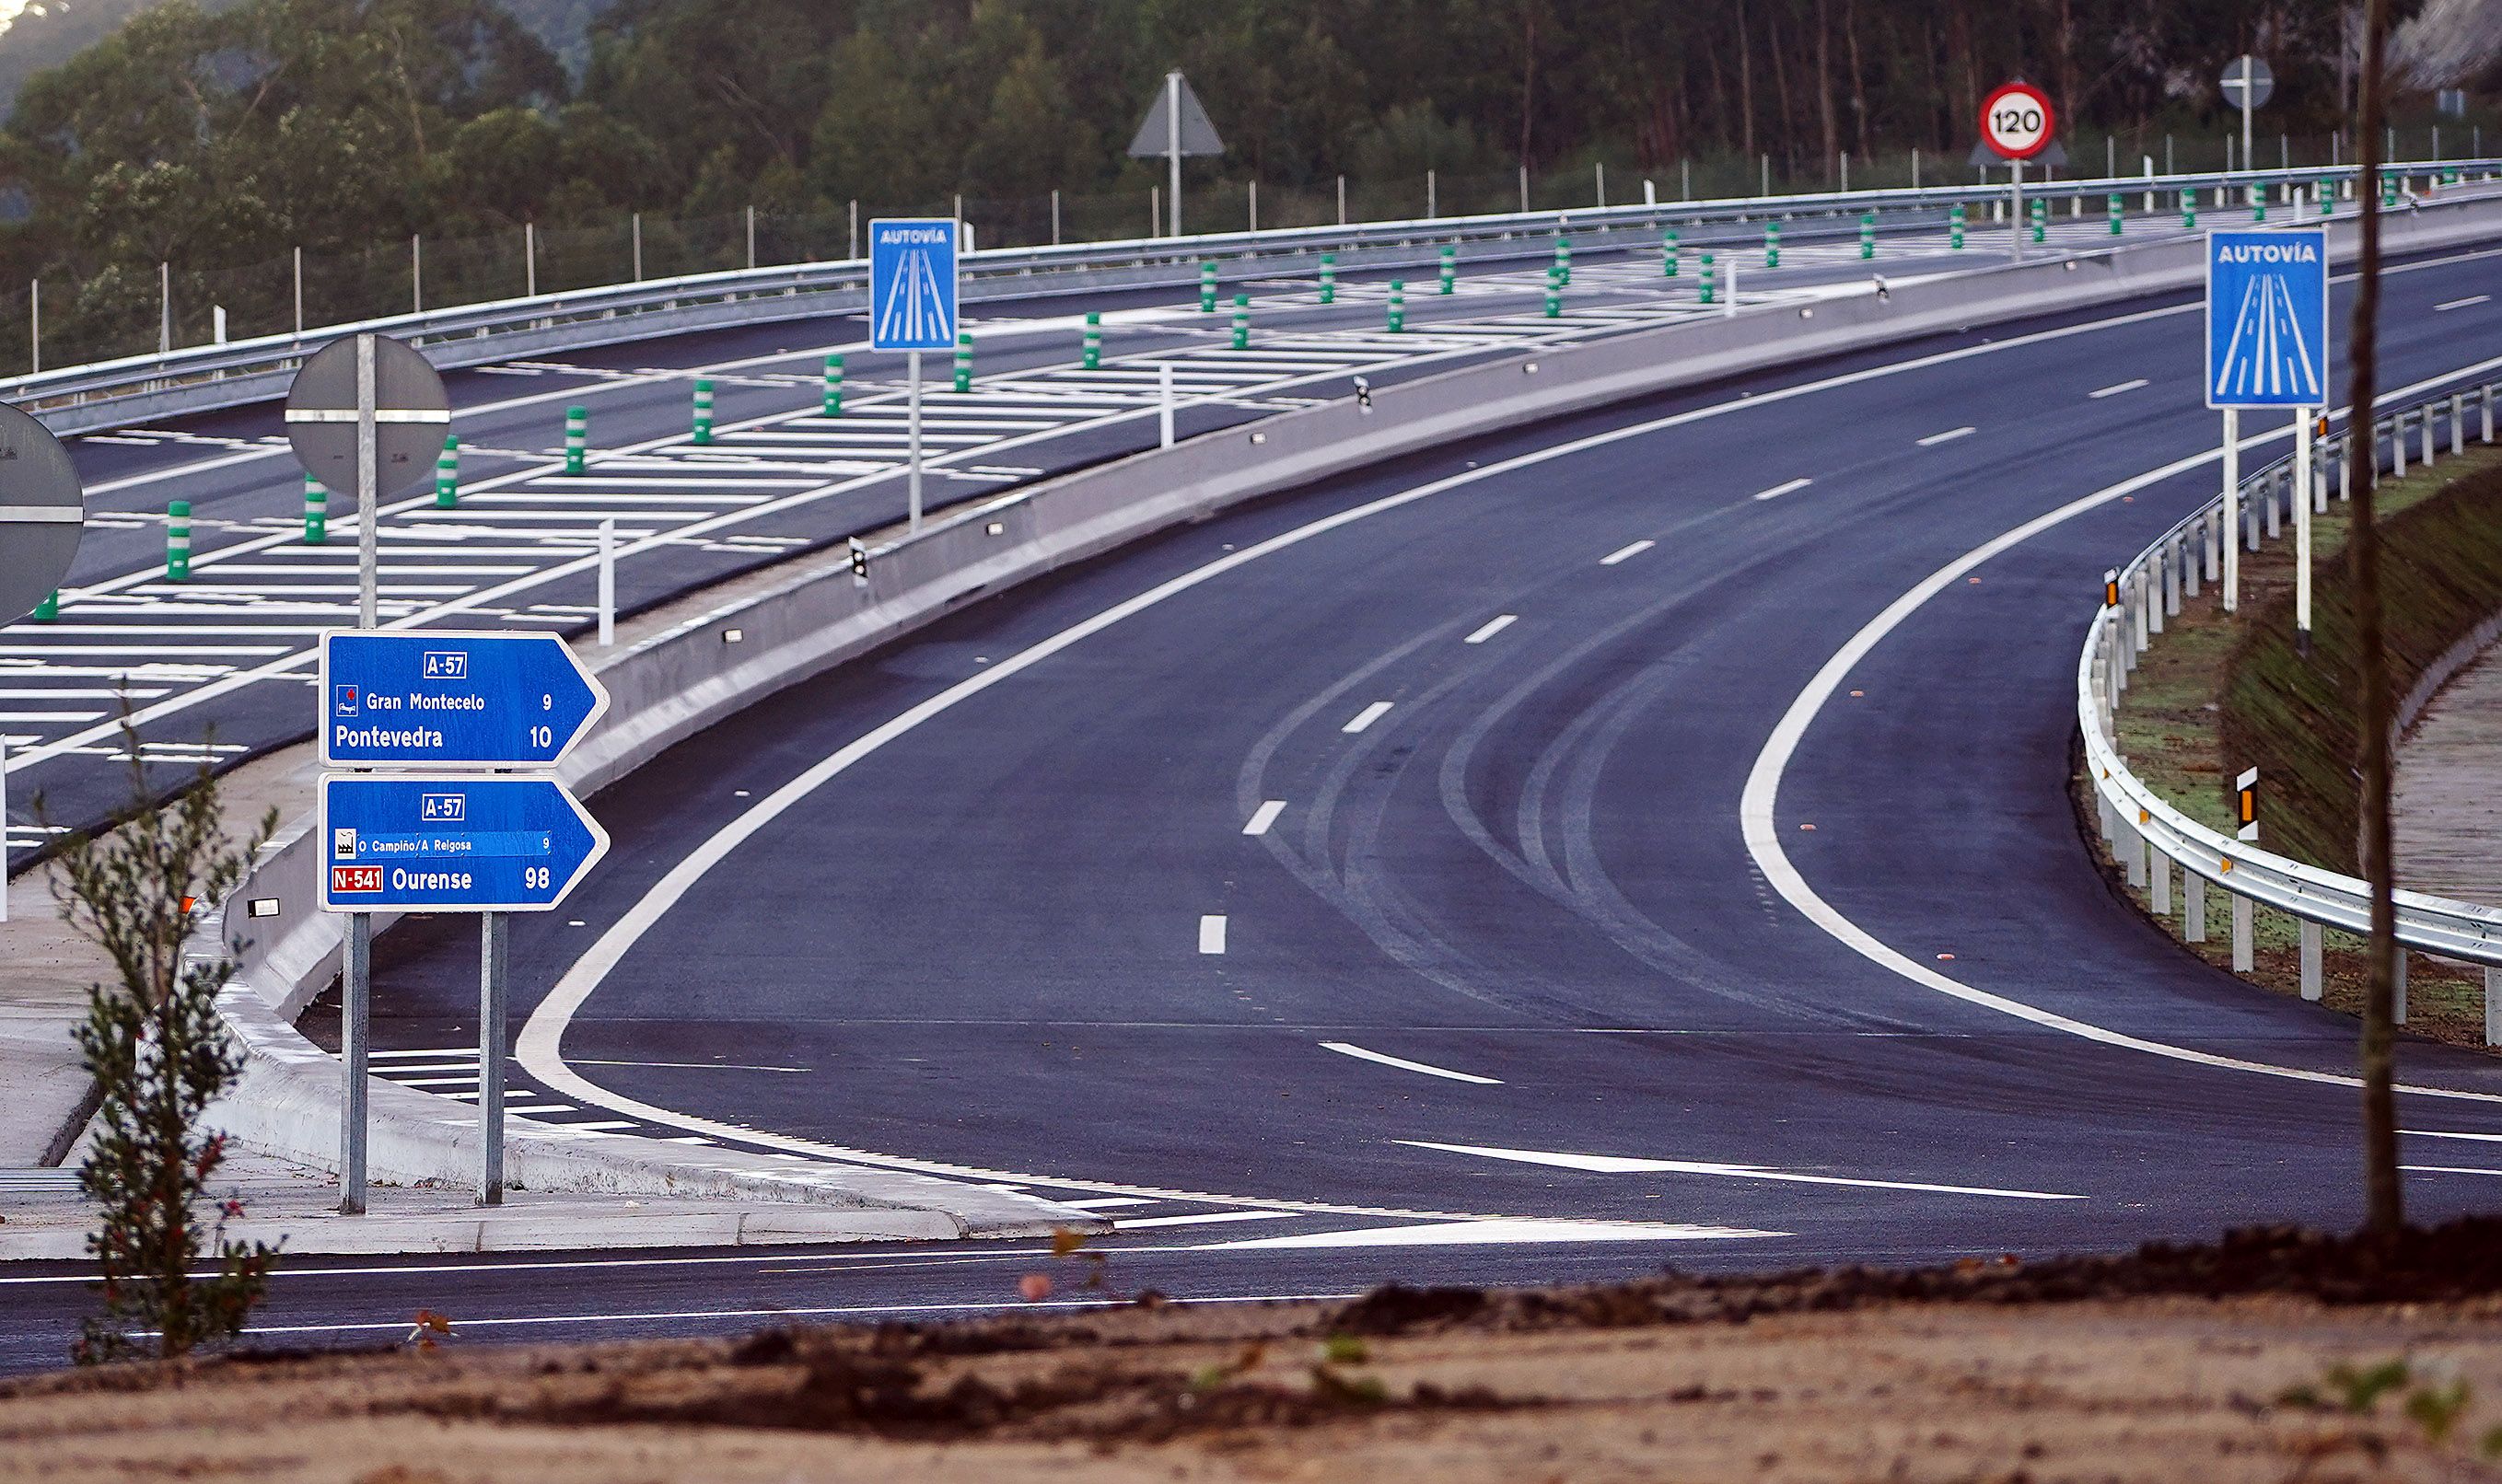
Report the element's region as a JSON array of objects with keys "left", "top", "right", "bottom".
[
  {"left": 1198, "top": 914, "right": 1228, "bottom": 955},
  {"left": 2089, "top": 377, "right": 2149, "bottom": 398},
  {"left": 2436, "top": 295, "right": 2490, "bottom": 311},
  {"left": 1320, "top": 1041, "right": 1504, "bottom": 1085},
  {"left": 1462, "top": 614, "right": 1517, "bottom": 643},
  {"left": 2402, "top": 1165, "right": 2502, "bottom": 1177},
  {"left": 1751, "top": 477, "right": 1812, "bottom": 502},
  {"left": 1600, "top": 539, "right": 1655, "bottom": 564},
  {"left": 2402, "top": 1130, "right": 2502, "bottom": 1142},
  {"left": 1243, "top": 800, "right": 1286, "bottom": 836},
  {"left": 1916, "top": 426, "right": 1975, "bottom": 446},
  {"left": 1058, "top": 1197, "right": 1158, "bottom": 1210},
  {"left": 1342, "top": 701, "right": 1394, "bottom": 733},
  {"left": 1401, "top": 1140, "right": 2080, "bottom": 1199},
  {"left": 1111, "top": 1210, "right": 1298, "bottom": 1229}
]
